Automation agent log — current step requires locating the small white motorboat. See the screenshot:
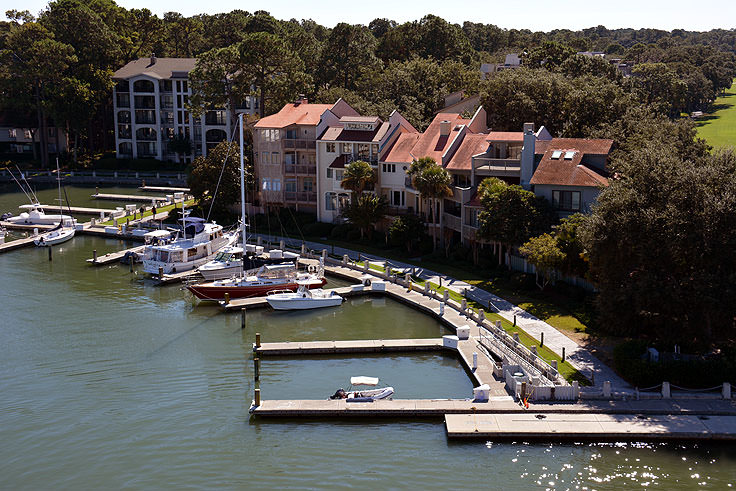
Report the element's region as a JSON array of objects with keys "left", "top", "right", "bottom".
[
  {"left": 34, "top": 225, "right": 75, "bottom": 246},
  {"left": 266, "top": 281, "right": 343, "bottom": 310},
  {"left": 329, "top": 376, "right": 394, "bottom": 402}
]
